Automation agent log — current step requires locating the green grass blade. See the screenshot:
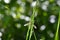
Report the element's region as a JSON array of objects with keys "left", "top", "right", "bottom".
[
  {"left": 29, "top": 7, "right": 35, "bottom": 40},
  {"left": 26, "top": 24, "right": 31, "bottom": 40},
  {"left": 54, "top": 12, "right": 60, "bottom": 40},
  {"left": 34, "top": 30, "right": 37, "bottom": 40}
]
